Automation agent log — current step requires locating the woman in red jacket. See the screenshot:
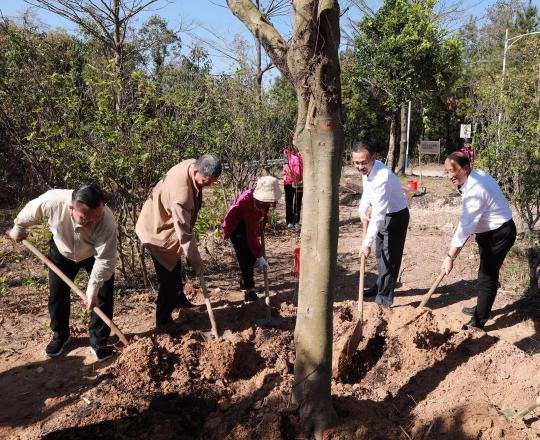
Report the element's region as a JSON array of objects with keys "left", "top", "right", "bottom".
[{"left": 222, "top": 176, "right": 282, "bottom": 302}]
